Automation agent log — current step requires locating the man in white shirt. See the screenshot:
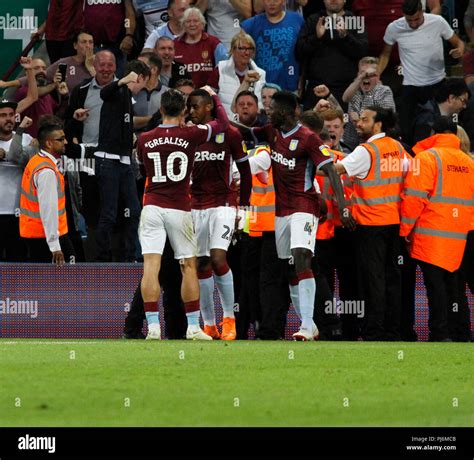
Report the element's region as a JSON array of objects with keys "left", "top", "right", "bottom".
[
  {"left": 19, "top": 119, "right": 75, "bottom": 265},
  {"left": 377, "top": 0, "right": 464, "bottom": 145},
  {"left": 335, "top": 107, "right": 409, "bottom": 341}
]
